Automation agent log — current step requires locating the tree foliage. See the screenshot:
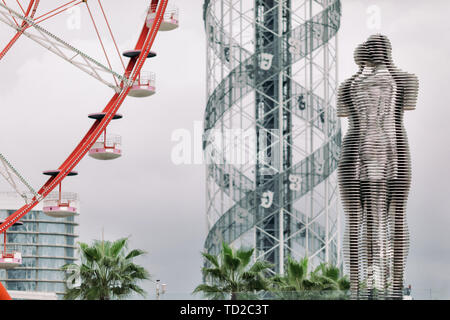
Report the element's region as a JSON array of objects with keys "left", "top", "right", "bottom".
[
  {"left": 194, "top": 242, "right": 273, "bottom": 300},
  {"left": 63, "top": 238, "right": 150, "bottom": 300}
]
